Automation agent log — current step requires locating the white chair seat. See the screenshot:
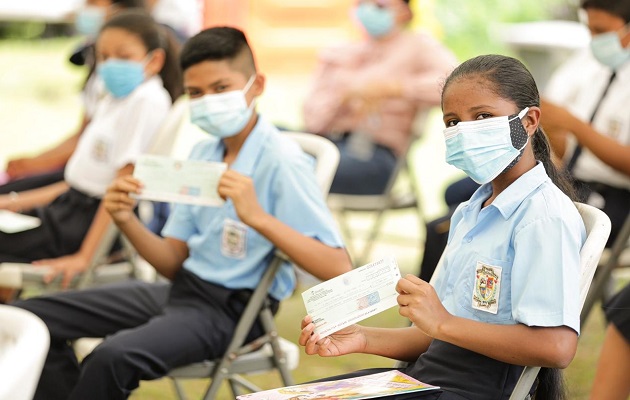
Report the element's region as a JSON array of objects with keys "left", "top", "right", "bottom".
[
  {"left": 328, "top": 191, "right": 418, "bottom": 211},
  {"left": 0, "top": 305, "right": 50, "bottom": 400},
  {"left": 169, "top": 337, "right": 300, "bottom": 378},
  {"left": 74, "top": 336, "right": 300, "bottom": 377}
]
